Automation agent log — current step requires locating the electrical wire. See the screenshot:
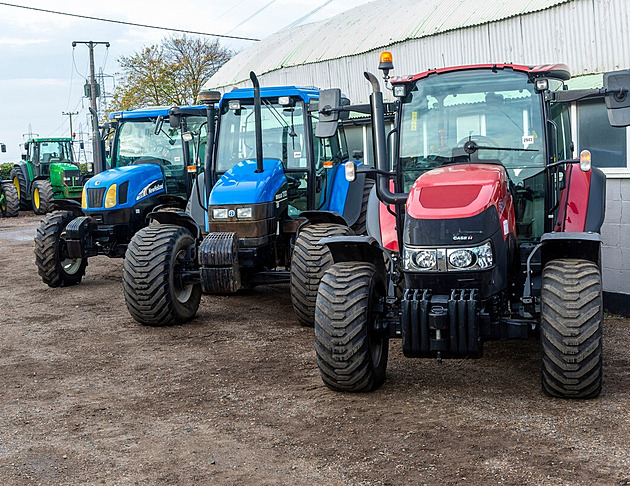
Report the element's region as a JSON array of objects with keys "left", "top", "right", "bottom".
[
  {"left": 281, "top": 0, "right": 334, "bottom": 31},
  {"left": 224, "top": 0, "right": 277, "bottom": 35},
  {"left": 0, "top": 2, "right": 260, "bottom": 41}
]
